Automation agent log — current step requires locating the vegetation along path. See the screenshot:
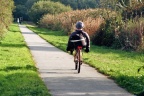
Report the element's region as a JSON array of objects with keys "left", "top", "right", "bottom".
[{"left": 19, "top": 24, "right": 133, "bottom": 96}]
